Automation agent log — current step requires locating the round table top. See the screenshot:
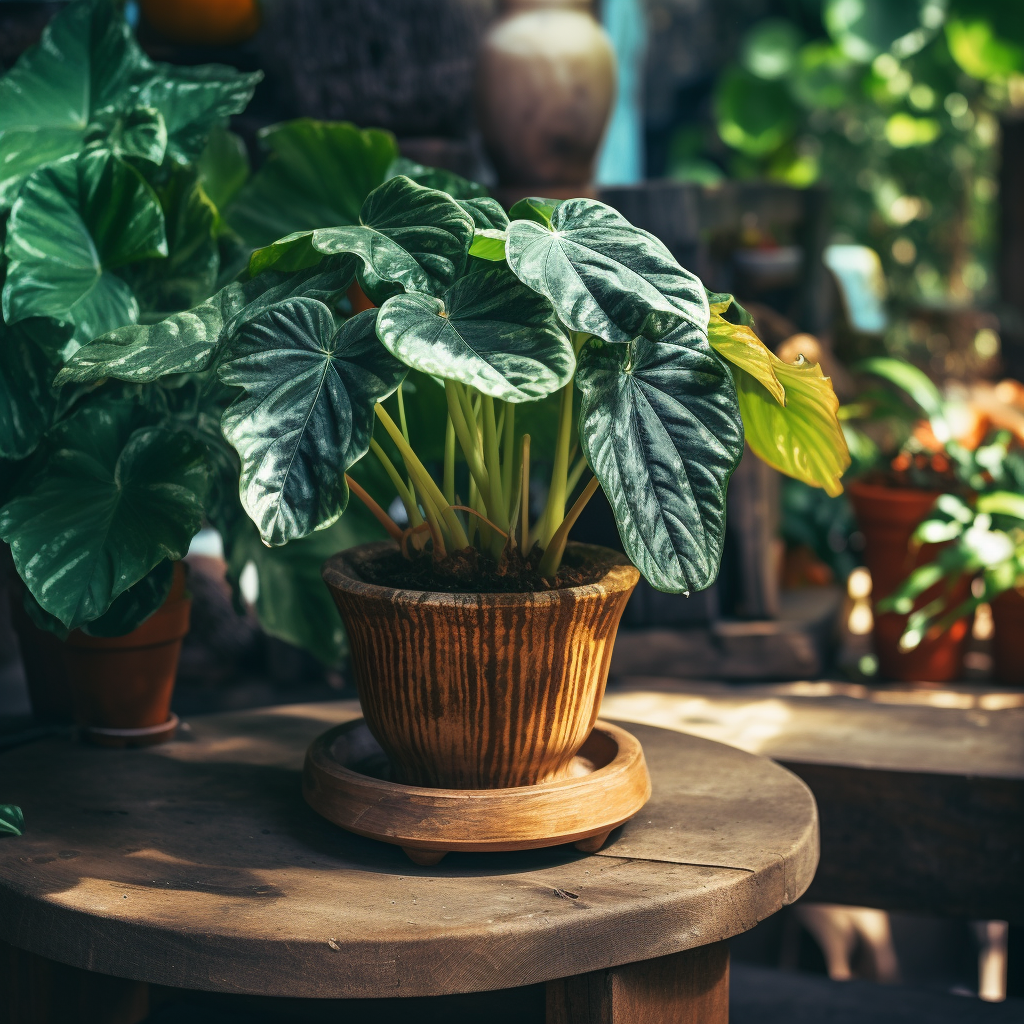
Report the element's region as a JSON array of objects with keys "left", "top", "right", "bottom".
[{"left": 0, "top": 701, "right": 818, "bottom": 999}]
